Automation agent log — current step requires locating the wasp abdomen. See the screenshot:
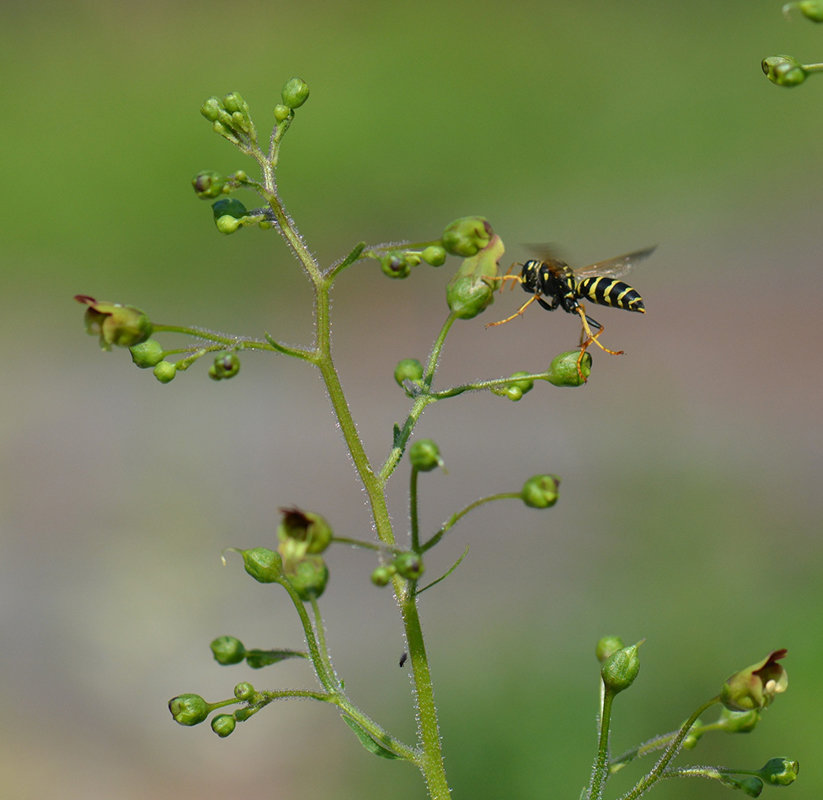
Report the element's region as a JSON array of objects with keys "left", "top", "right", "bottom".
[{"left": 575, "top": 277, "right": 644, "bottom": 313}]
